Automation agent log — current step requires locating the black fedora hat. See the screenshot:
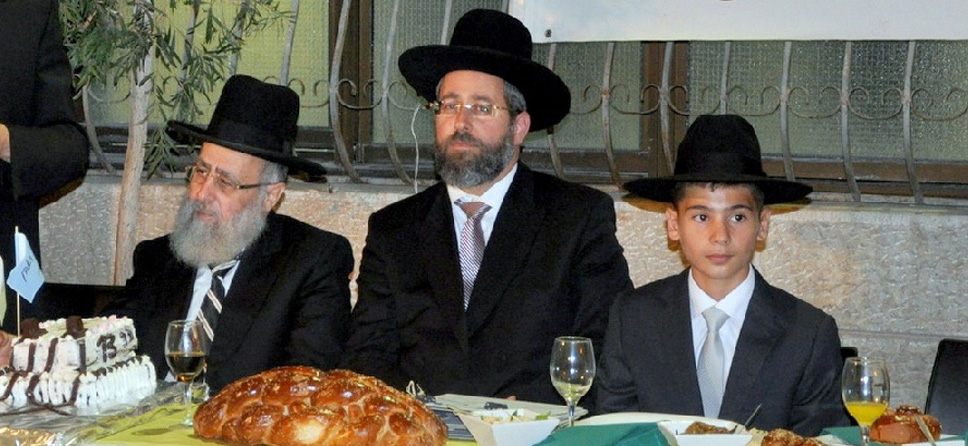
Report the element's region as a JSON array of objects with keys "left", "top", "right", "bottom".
[
  {"left": 623, "top": 114, "right": 812, "bottom": 204},
  {"left": 397, "top": 9, "right": 570, "bottom": 132},
  {"left": 166, "top": 75, "right": 325, "bottom": 178}
]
